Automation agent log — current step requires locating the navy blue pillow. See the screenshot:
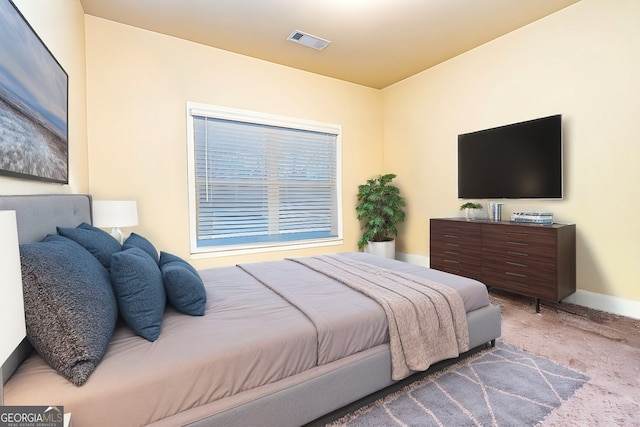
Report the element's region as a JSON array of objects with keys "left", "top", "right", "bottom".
[
  {"left": 159, "top": 251, "right": 198, "bottom": 275},
  {"left": 19, "top": 235, "right": 118, "bottom": 385},
  {"left": 110, "top": 247, "right": 166, "bottom": 341},
  {"left": 159, "top": 251, "right": 206, "bottom": 316},
  {"left": 57, "top": 222, "right": 121, "bottom": 269},
  {"left": 123, "top": 232, "right": 158, "bottom": 264}
]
